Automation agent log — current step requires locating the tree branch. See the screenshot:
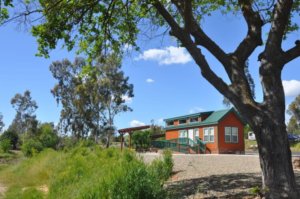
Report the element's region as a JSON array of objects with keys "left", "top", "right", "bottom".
[
  {"left": 265, "top": 0, "right": 293, "bottom": 52},
  {"left": 171, "top": 0, "right": 230, "bottom": 70},
  {"left": 152, "top": 1, "right": 238, "bottom": 105},
  {"left": 233, "top": 0, "right": 263, "bottom": 64},
  {"left": 283, "top": 41, "right": 300, "bottom": 63}
]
